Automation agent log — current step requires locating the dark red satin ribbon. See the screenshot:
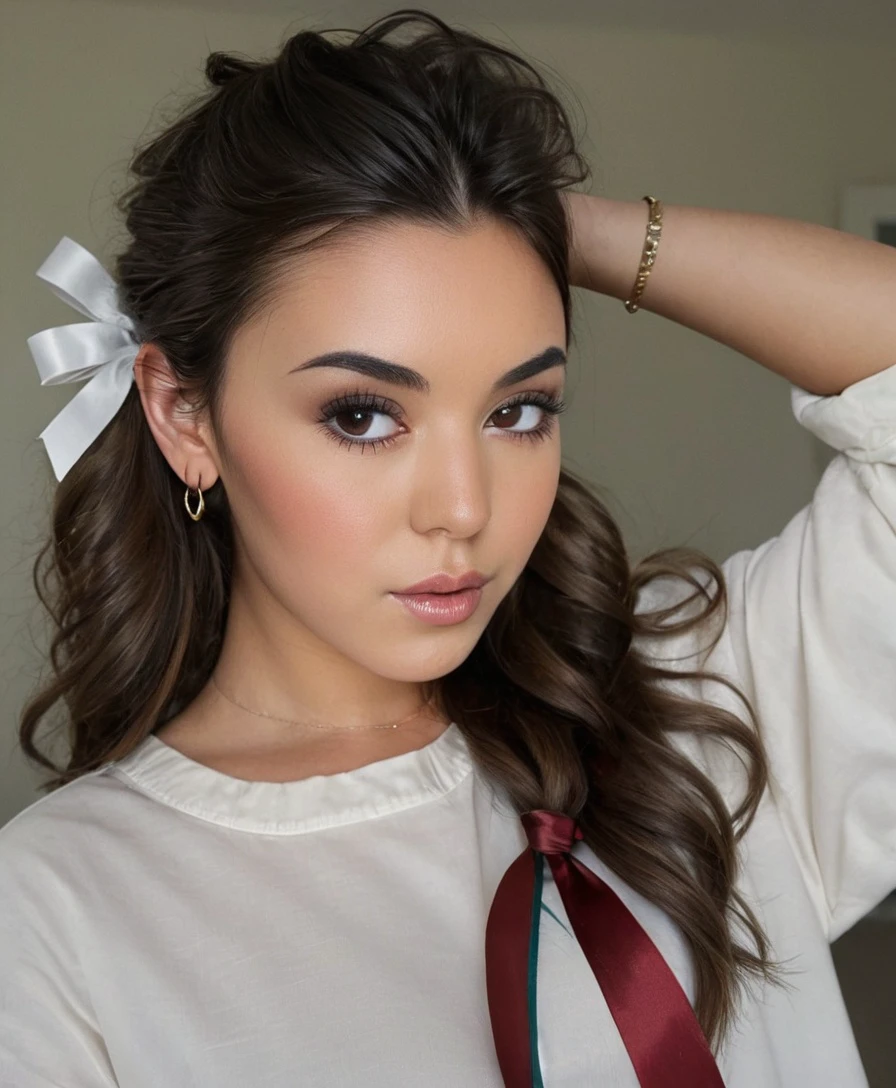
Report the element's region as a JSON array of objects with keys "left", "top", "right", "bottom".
[{"left": 485, "top": 809, "right": 726, "bottom": 1087}]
